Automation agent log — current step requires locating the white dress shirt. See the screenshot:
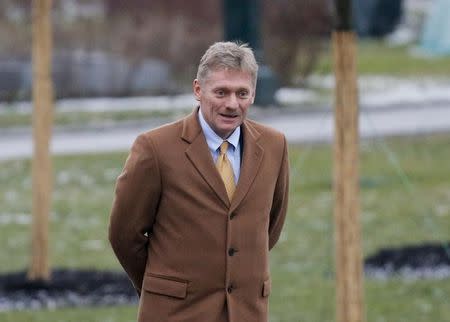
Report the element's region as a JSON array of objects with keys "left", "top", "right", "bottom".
[{"left": 198, "top": 109, "right": 241, "bottom": 184}]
